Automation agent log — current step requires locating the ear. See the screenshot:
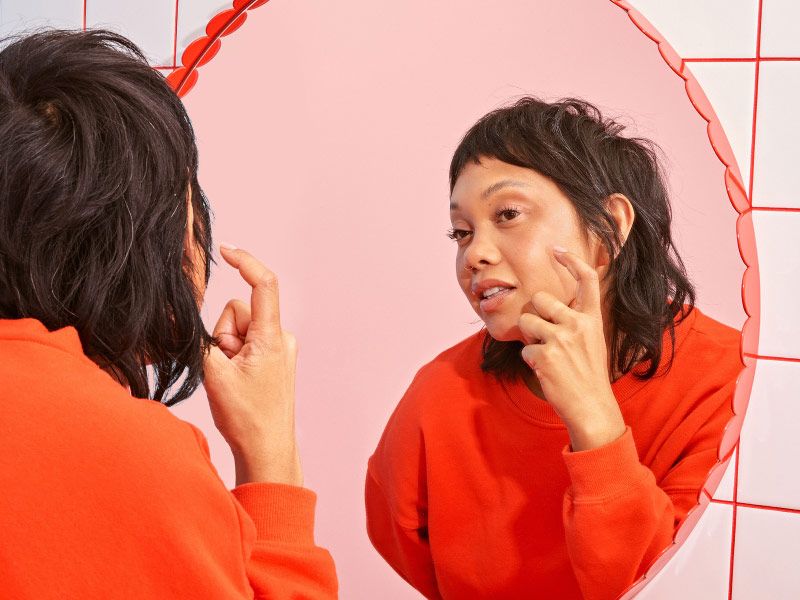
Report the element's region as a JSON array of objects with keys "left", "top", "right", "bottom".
[{"left": 595, "top": 193, "right": 635, "bottom": 281}]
